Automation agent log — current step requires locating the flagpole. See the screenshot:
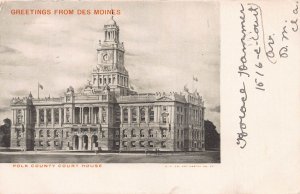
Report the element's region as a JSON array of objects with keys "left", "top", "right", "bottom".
[{"left": 38, "top": 82, "right": 39, "bottom": 99}]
